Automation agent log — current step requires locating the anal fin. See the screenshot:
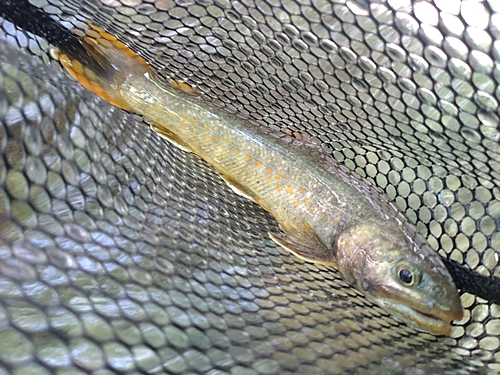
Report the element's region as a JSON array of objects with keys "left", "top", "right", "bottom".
[
  {"left": 220, "top": 174, "right": 257, "bottom": 204},
  {"left": 269, "top": 221, "right": 337, "bottom": 267},
  {"left": 151, "top": 121, "right": 258, "bottom": 206},
  {"left": 151, "top": 124, "right": 193, "bottom": 153}
]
